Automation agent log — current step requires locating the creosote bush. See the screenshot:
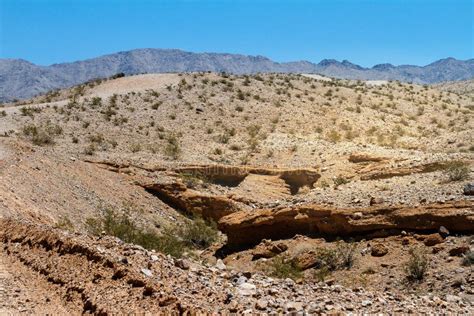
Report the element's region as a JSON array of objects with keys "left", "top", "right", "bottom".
[
  {"left": 443, "top": 161, "right": 470, "bottom": 182},
  {"left": 405, "top": 248, "right": 428, "bottom": 281},
  {"left": 86, "top": 208, "right": 218, "bottom": 258},
  {"left": 164, "top": 134, "right": 181, "bottom": 159},
  {"left": 22, "top": 123, "right": 62, "bottom": 146},
  {"left": 462, "top": 250, "right": 474, "bottom": 266},
  {"left": 317, "top": 242, "right": 357, "bottom": 271},
  {"left": 268, "top": 256, "right": 302, "bottom": 280}
]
